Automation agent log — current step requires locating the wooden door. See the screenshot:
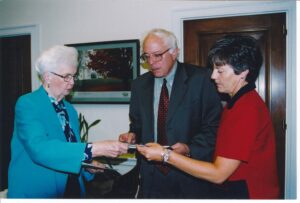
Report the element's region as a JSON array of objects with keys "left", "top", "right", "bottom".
[
  {"left": 0, "top": 35, "right": 32, "bottom": 190},
  {"left": 184, "top": 13, "right": 286, "bottom": 198}
]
